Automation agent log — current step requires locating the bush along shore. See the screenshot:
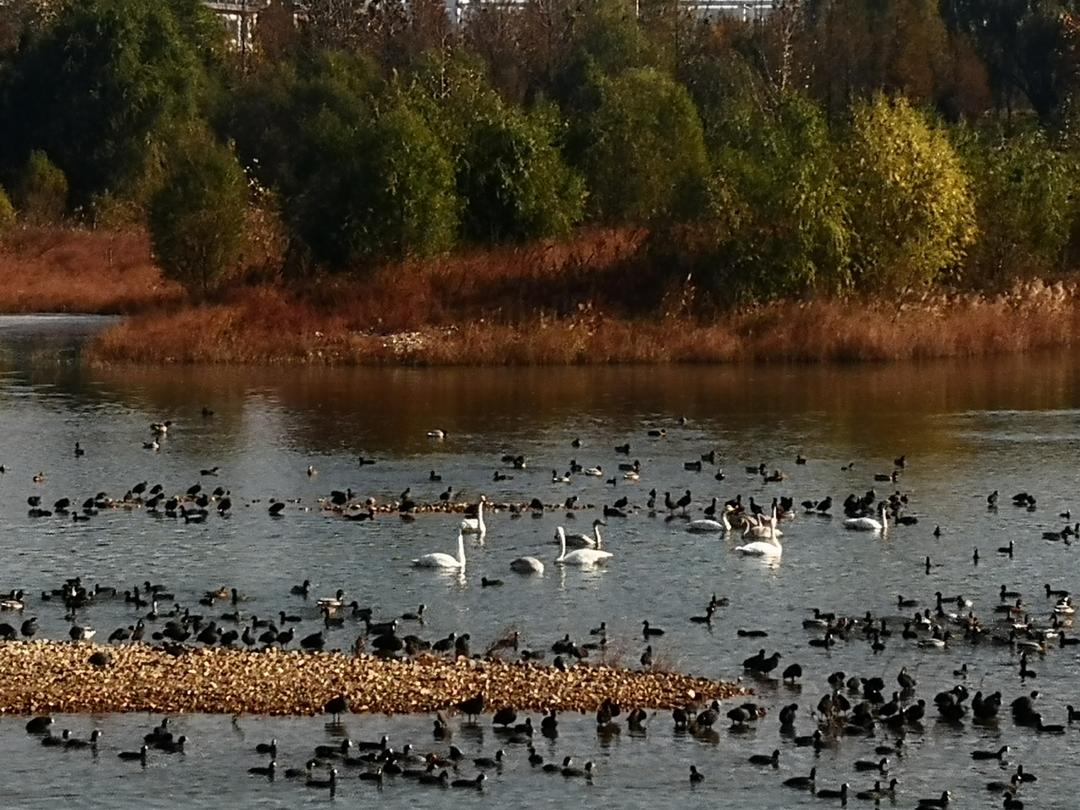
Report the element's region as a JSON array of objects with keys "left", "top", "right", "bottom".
[
  {"left": 0, "top": 641, "right": 742, "bottom": 716},
  {"left": 5, "top": 3, "right": 1080, "bottom": 364}
]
